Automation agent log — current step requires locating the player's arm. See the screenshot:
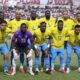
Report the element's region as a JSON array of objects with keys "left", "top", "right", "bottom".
[
  {"left": 10, "top": 32, "right": 19, "bottom": 59},
  {"left": 33, "top": 33, "right": 38, "bottom": 49},
  {"left": 11, "top": 33, "right": 17, "bottom": 49},
  {"left": 28, "top": 32, "right": 34, "bottom": 49},
  {"left": 6, "top": 27, "right": 12, "bottom": 39},
  {"left": 26, "top": 32, "right": 34, "bottom": 58},
  {"left": 47, "top": 35, "right": 53, "bottom": 48}
]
